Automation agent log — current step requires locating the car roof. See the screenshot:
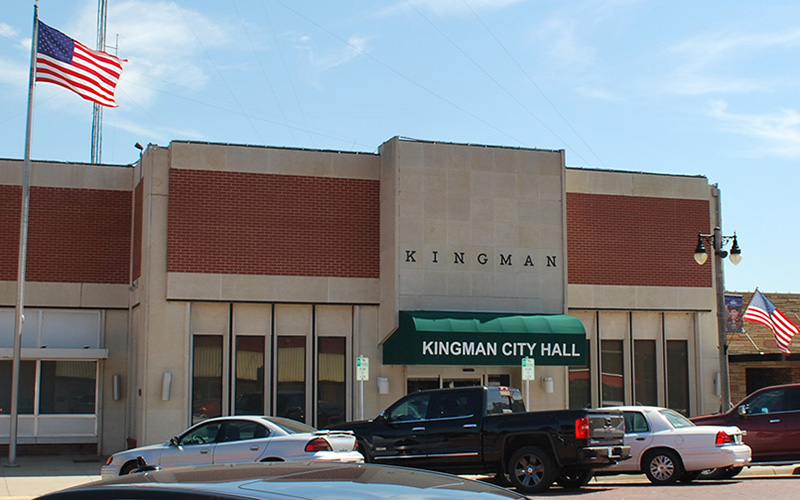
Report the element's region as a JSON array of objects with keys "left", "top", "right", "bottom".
[
  {"left": 38, "top": 462, "right": 524, "bottom": 500},
  {"left": 602, "top": 406, "right": 664, "bottom": 412}
]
